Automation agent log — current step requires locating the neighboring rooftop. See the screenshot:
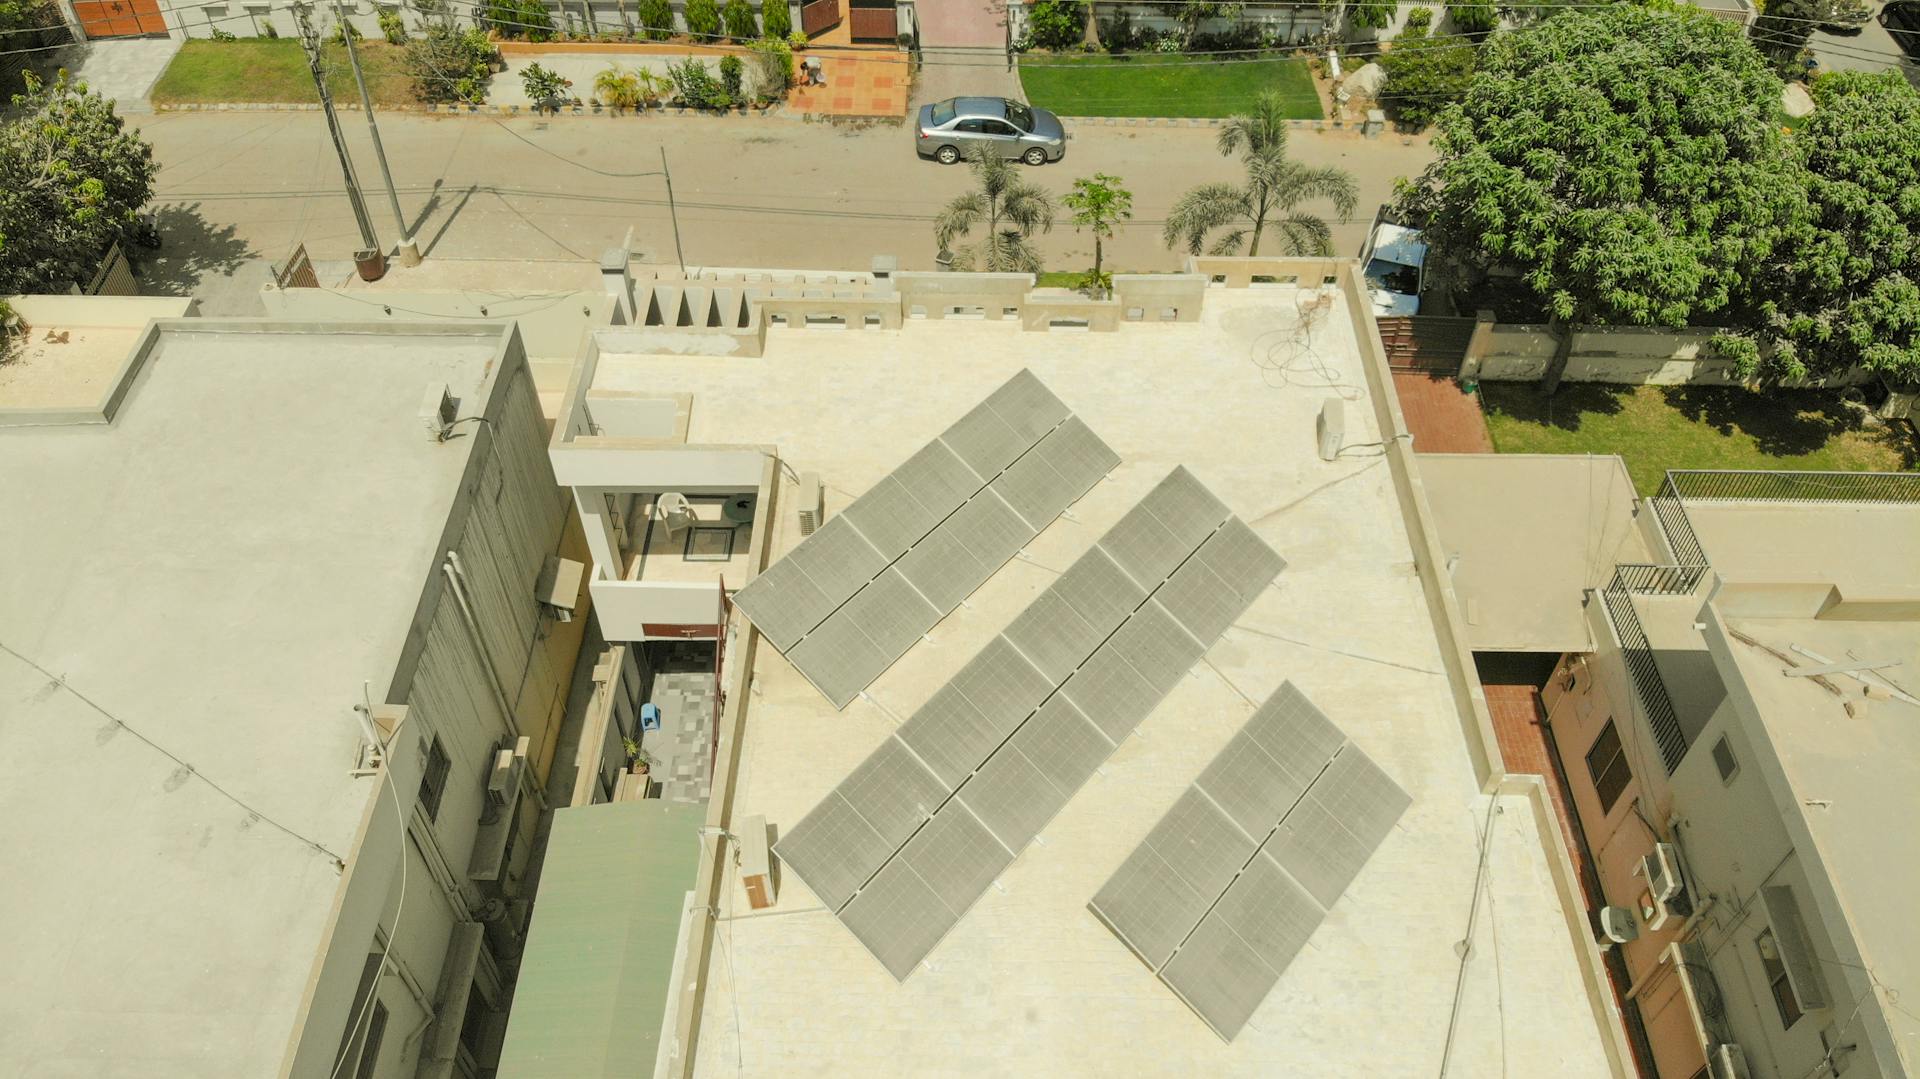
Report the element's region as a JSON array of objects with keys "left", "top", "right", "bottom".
[
  {"left": 1421, "top": 453, "right": 1650, "bottom": 652},
  {"left": 1707, "top": 606, "right": 1920, "bottom": 1072},
  {"left": 0, "top": 295, "right": 197, "bottom": 420},
  {"left": 585, "top": 287, "right": 1614, "bottom": 1076},
  {"left": 1683, "top": 499, "right": 1920, "bottom": 598},
  {"left": 0, "top": 320, "right": 512, "bottom": 1076}
]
